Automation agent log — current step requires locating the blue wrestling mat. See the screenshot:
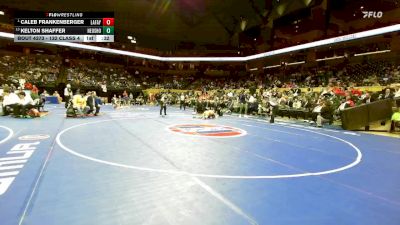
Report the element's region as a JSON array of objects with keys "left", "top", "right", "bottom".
[{"left": 0, "top": 105, "right": 399, "bottom": 225}]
